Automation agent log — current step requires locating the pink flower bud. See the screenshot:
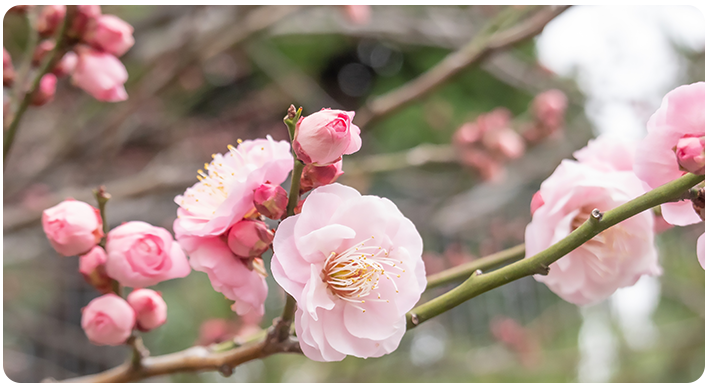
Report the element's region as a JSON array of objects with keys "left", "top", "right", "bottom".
[
  {"left": 72, "top": 46, "right": 128, "bottom": 102},
  {"left": 30, "top": 74, "right": 57, "bottom": 106},
  {"left": 36, "top": 5, "right": 66, "bottom": 37},
  {"left": 127, "top": 289, "right": 168, "bottom": 331},
  {"left": 105, "top": 221, "right": 191, "bottom": 288},
  {"left": 32, "top": 40, "right": 55, "bottom": 66},
  {"left": 343, "top": 5, "right": 371, "bottom": 25},
  {"left": 253, "top": 183, "right": 288, "bottom": 220},
  {"left": 79, "top": 246, "right": 114, "bottom": 294},
  {"left": 52, "top": 51, "right": 78, "bottom": 78},
  {"left": 293, "top": 109, "right": 362, "bottom": 165},
  {"left": 530, "top": 191, "right": 544, "bottom": 216},
  {"left": 81, "top": 294, "right": 135, "bottom": 346},
  {"left": 42, "top": 199, "right": 103, "bottom": 256},
  {"left": 483, "top": 127, "right": 525, "bottom": 160},
  {"left": 227, "top": 220, "right": 274, "bottom": 259},
  {"left": 532, "top": 89, "right": 568, "bottom": 131},
  {"left": 68, "top": 5, "right": 102, "bottom": 38},
  {"left": 3, "top": 47, "right": 14, "bottom": 86},
  {"left": 300, "top": 160, "right": 344, "bottom": 193},
  {"left": 674, "top": 135, "right": 705, "bottom": 175},
  {"left": 85, "top": 15, "right": 135, "bottom": 57}
]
